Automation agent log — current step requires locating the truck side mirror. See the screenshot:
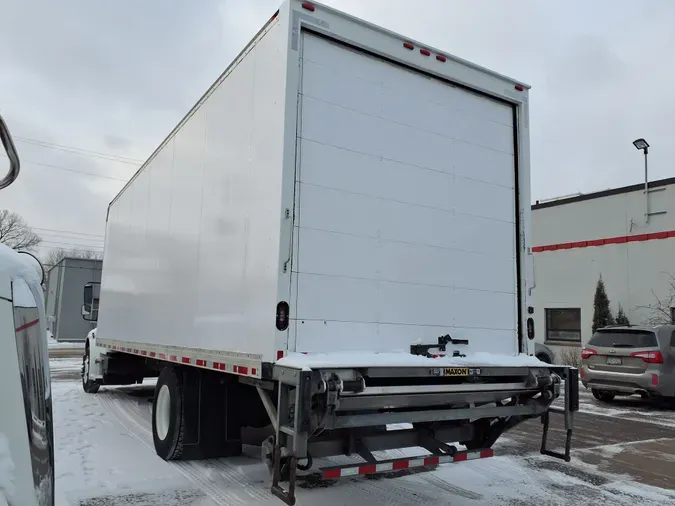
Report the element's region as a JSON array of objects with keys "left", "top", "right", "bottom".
[{"left": 82, "top": 282, "right": 100, "bottom": 322}]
